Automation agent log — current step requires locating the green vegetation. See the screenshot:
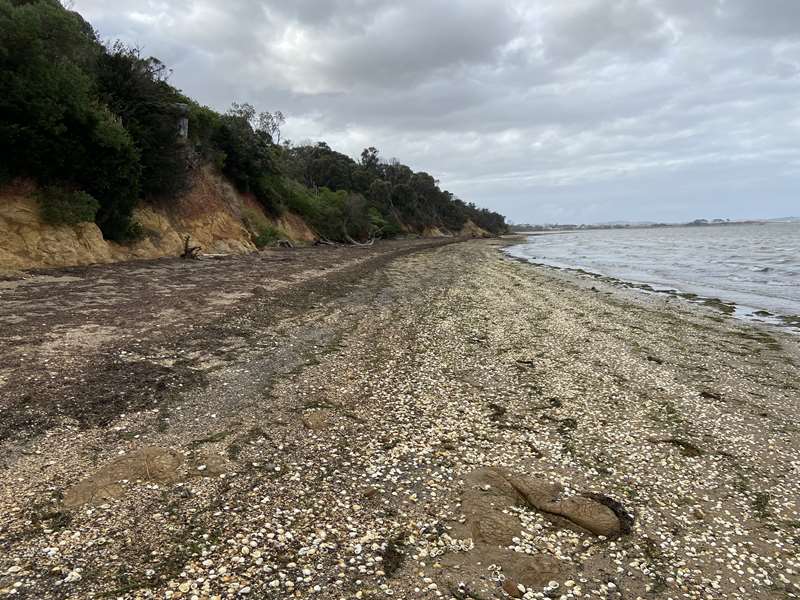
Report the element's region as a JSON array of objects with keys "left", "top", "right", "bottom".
[
  {"left": 241, "top": 206, "right": 284, "bottom": 248},
  {"left": 0, "top": 0, "right": 141, "bottom": 240},
  {"left": 0, "top": 0, "right": 507, "bottom": 243},
  {"left": 253, "top": 225, "right": 283, "bottom": 249},
  {"left": 37, "top": 187, "right": 99, "bottom": 225}
]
